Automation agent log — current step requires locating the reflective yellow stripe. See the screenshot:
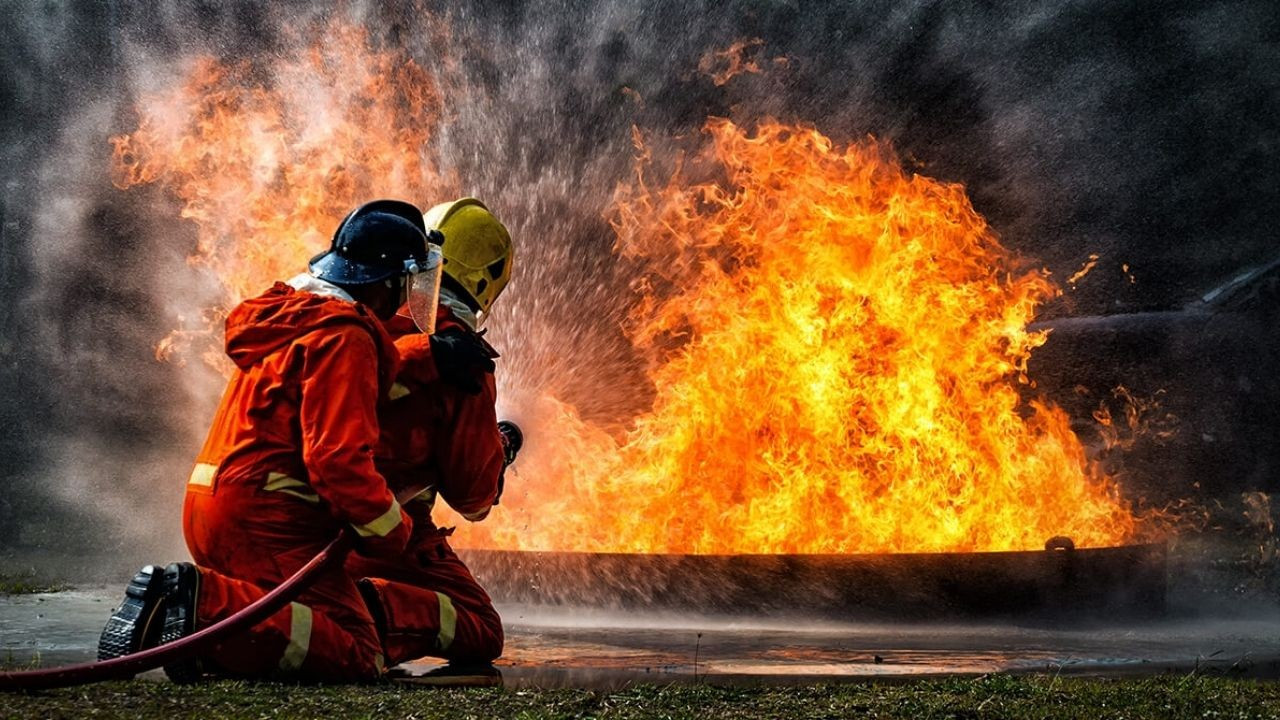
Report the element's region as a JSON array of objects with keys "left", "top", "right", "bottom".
[
  {"left": 436, "top": 592, "right": 456, "bottom": 651},
  {"left": 263, "top": 472, "right": 305, "bottom": 492},
  {"left": 388, "top": 382, "right": 411, "bottom": 401},
  {"left": 461, "top": 507, "right": 491, "bottom": 522},
  {"left": 263, "top": 473, "right": 320, "bottom": 503},
  {"left": 352, "top": 500, "right": 403, "bottom": 538},
  {"left": 278, "top": 602, "right": 313, "bottom": 672},
  {"left": 188, "top": 463, "right": 216, "bottom": 487}
]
